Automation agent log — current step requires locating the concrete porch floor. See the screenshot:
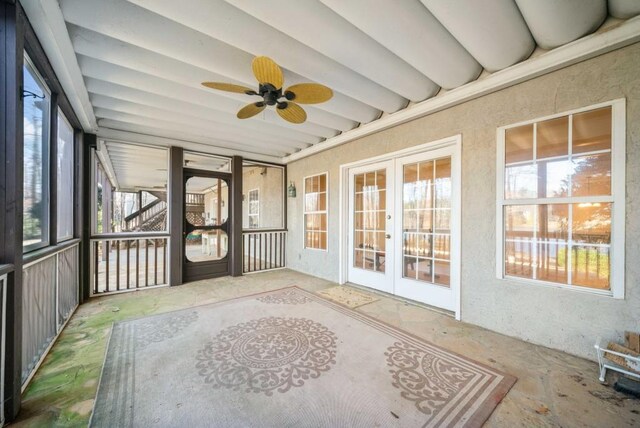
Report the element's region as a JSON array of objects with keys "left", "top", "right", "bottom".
[{"left": 14, "top": 269, "right": 640, "bottom": 427}]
